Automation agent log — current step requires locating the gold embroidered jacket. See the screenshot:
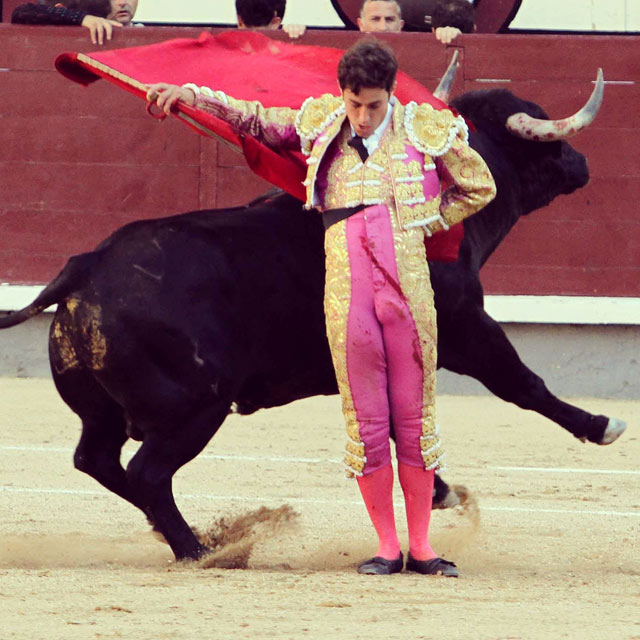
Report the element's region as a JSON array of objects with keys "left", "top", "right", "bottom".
[{"left": 187, "top": 86, "right": 496, "bottom": 235}]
